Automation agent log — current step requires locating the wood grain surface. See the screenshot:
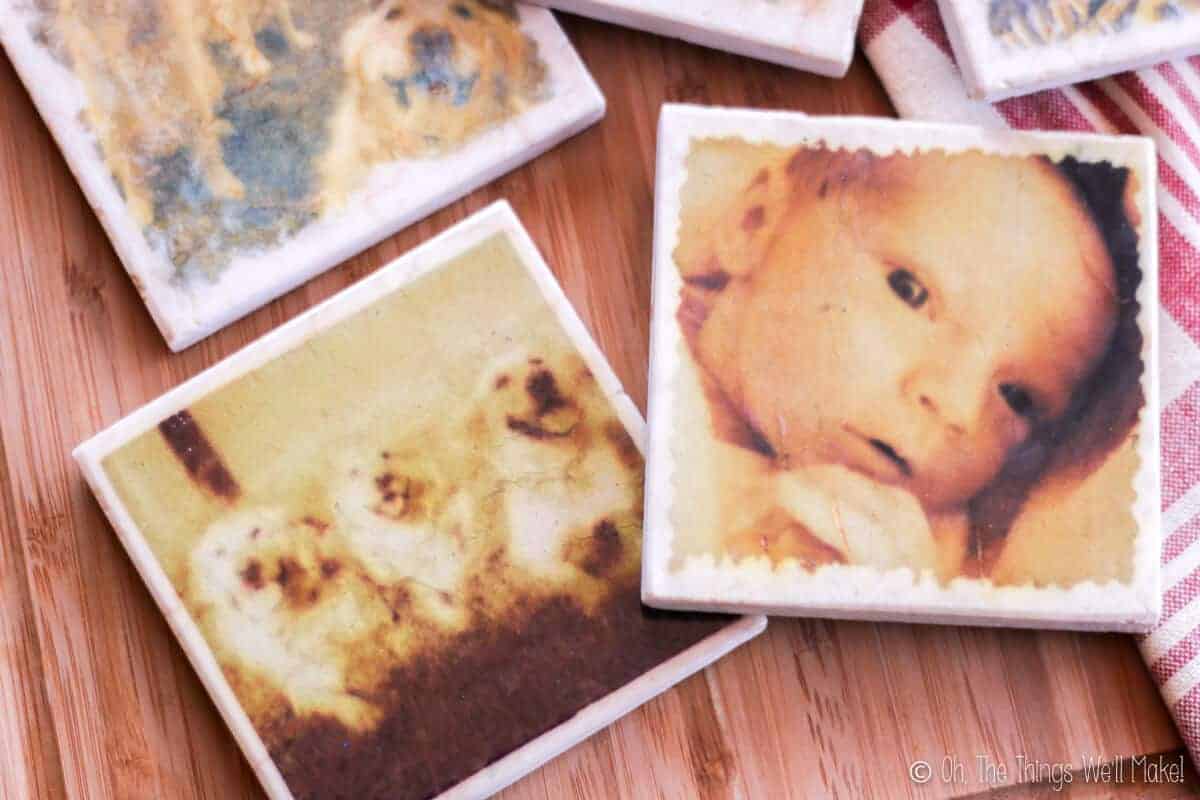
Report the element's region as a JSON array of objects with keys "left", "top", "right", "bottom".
[{"left": 0, "top": 13, "right": 1193, "bottom": 800}]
